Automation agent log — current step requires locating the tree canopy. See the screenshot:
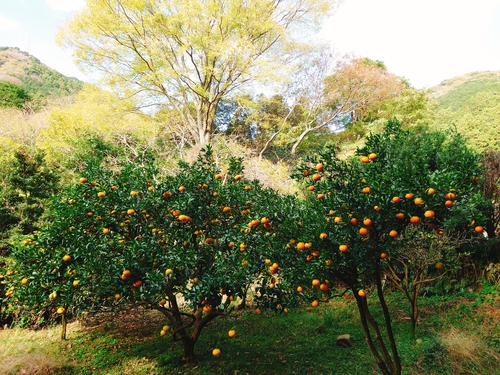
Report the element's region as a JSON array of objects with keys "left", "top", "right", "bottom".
[{"left": 57, "top": 0, "right": 336, "bottom": 146}]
